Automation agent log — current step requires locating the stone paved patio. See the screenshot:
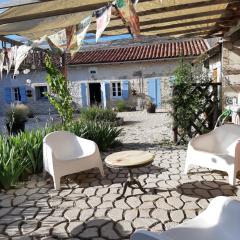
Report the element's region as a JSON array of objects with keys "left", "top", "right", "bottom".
[{"left": 0, "top": 111, "right": 240, "bottom": 240}]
